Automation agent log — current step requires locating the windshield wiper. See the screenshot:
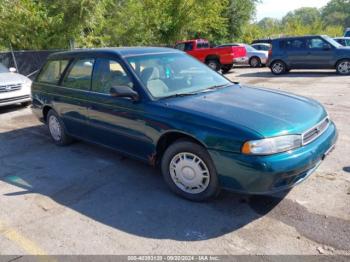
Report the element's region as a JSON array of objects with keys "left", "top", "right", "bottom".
[
  {"left": 161, "top": 92, "right": 199, "bottom": 99},
  {"left": 200, "top": 83, "right": 234, "bottom": 92}
]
